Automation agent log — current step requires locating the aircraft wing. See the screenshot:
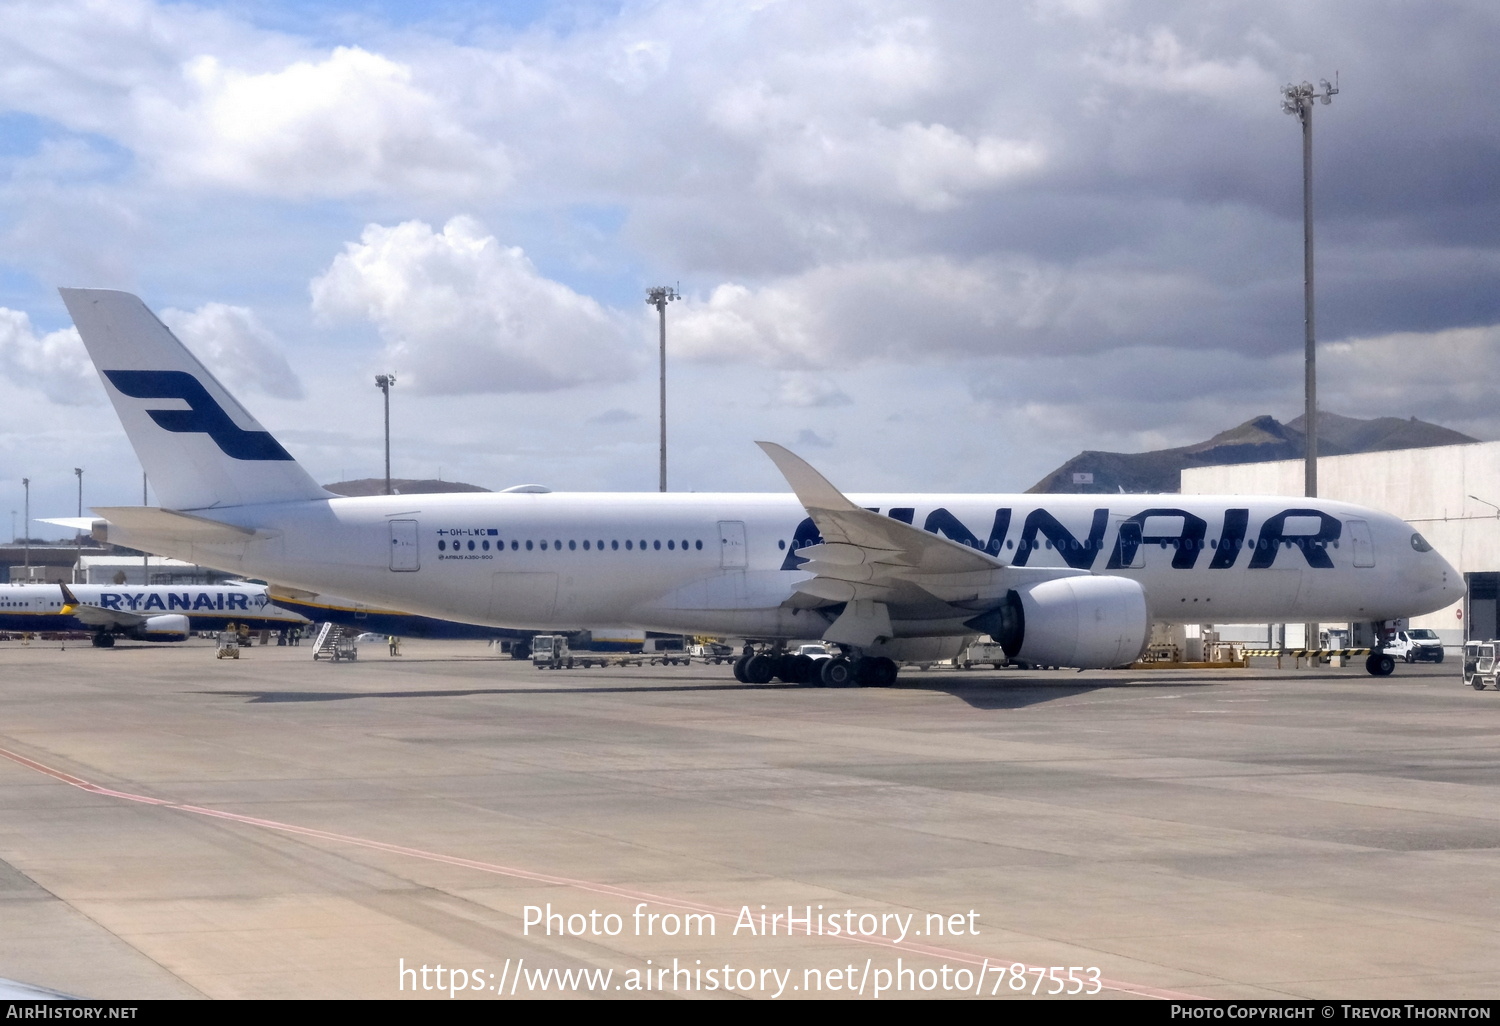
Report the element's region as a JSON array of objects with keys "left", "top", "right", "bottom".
[
  {"left": 58, "top": 584, "right": 147, "bottom": 628},
  {"left": 758, "top": 442, "right": 1076, "bottom": 610}
]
